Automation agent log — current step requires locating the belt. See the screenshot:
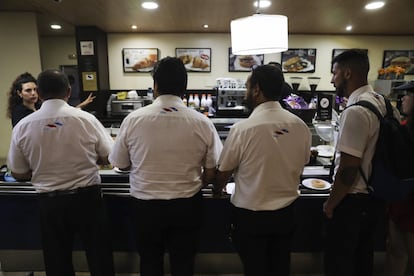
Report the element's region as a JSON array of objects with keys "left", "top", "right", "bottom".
[{"left": 39, "top": 185, "right": 100, "bottom": 197}]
